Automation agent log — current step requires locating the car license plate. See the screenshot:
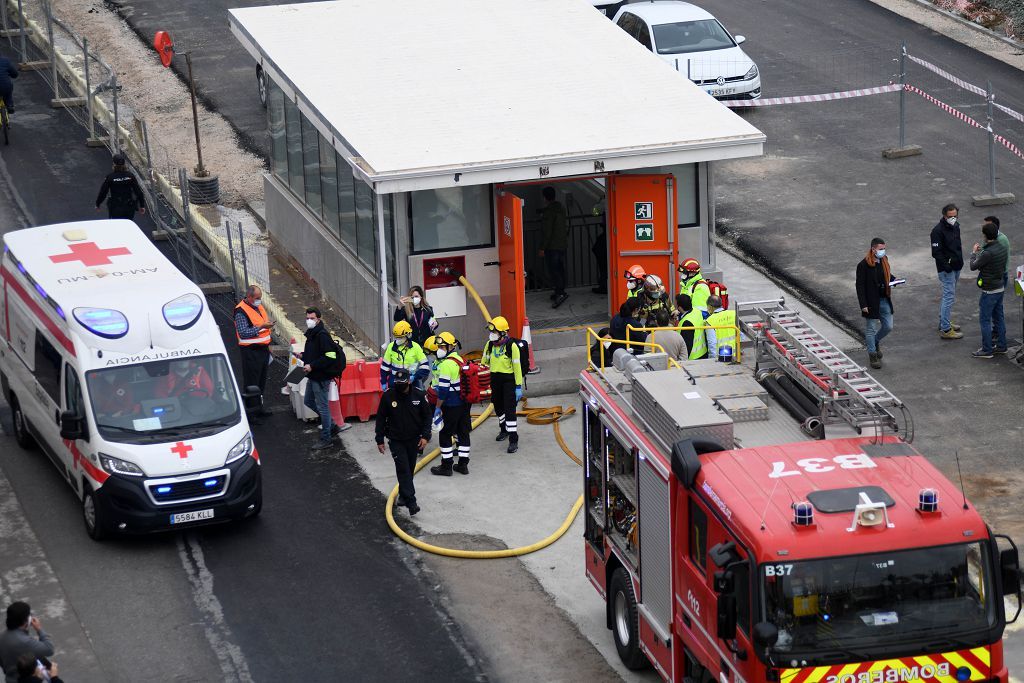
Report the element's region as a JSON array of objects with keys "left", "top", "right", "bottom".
[
  {"left": 170, "top": 509, "right": 214, "bottom": 524},
  {"left": 710, "top": 88, "right": 735, "bottom": 97}
]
